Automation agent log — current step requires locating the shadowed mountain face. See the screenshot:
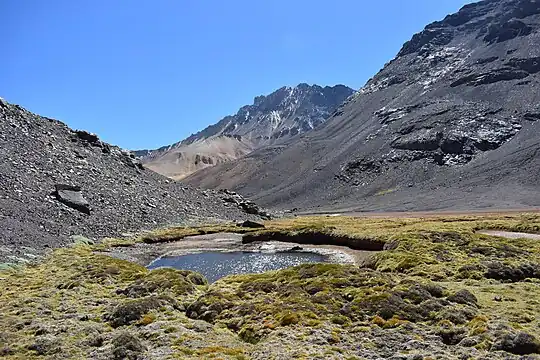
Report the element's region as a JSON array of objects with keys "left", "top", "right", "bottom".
[
  {"left": 185, "top": 0, "right": 540, "bottom": 212},
  {"left": 0, "top": 99, "right": 263, "bottom": 262},
  {"left": 138, "top": 84, "right": 354, "bottom": 180}
]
